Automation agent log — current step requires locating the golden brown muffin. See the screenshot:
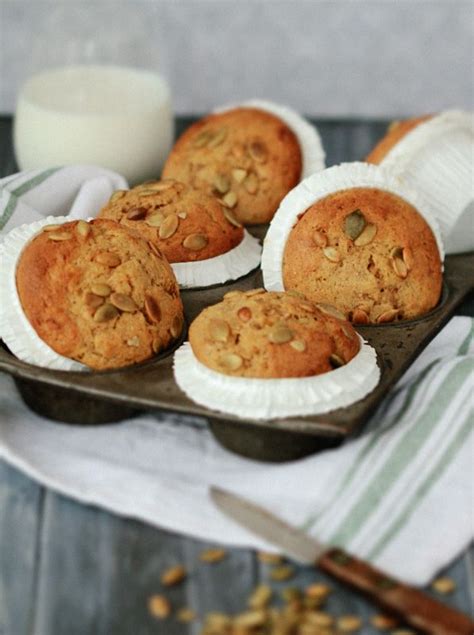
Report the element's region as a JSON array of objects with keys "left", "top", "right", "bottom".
[
  {"left": 366, "top": 115, "right": 432, "bottom": 164},
  {"left": 16, "top": 218, "right": 184, "bottom": 370},
  {"left": 282, "top": 188, "right": 442, "bottom": 323},
  {"left": 161, "top": 108, "right": 302, "bottom": 225},
  {"left": 188, "top": 290, "right": 359, "bottom": 378},
  {"left": 98, "top": 179, "right": 243, "bottom": 263}
]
